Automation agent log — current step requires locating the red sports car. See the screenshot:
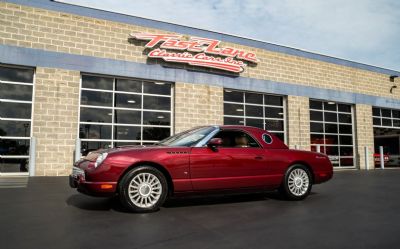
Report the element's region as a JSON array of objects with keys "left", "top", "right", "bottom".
[{"left": 70, "top": 126, "right": 333, "bottom": 212}]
